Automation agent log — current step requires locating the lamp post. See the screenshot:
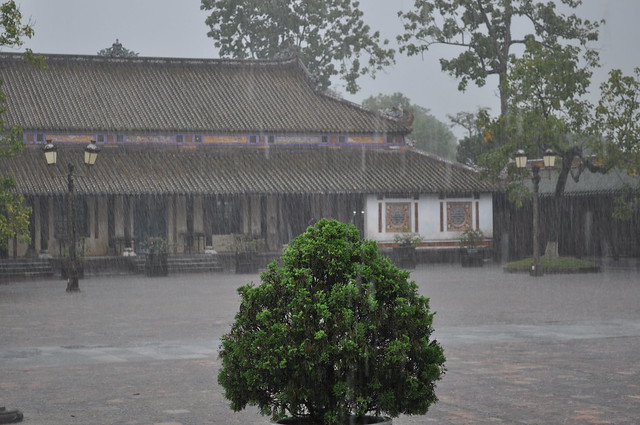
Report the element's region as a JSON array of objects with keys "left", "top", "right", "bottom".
[
  {"left": 515, "top": 148, "right": 556, "bottom": 277},
  {"left": 43, "top": 140, "right": 100, "bottom": 292}
]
